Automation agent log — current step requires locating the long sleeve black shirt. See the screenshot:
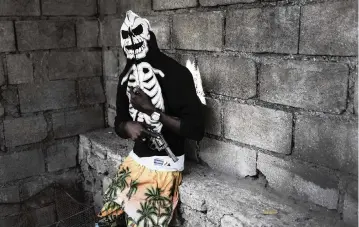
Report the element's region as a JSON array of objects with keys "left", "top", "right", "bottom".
[{"left": 114, "top": 51, "right": 205, "bottom": 157}]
